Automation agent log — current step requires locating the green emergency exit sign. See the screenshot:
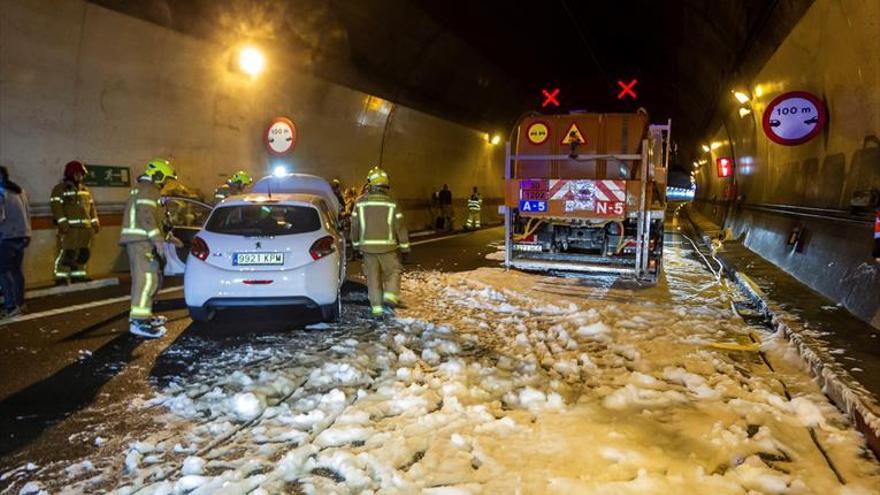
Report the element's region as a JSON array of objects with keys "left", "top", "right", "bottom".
[{"left": 84, "top": 165, "right": 131, "bottom": 187}]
